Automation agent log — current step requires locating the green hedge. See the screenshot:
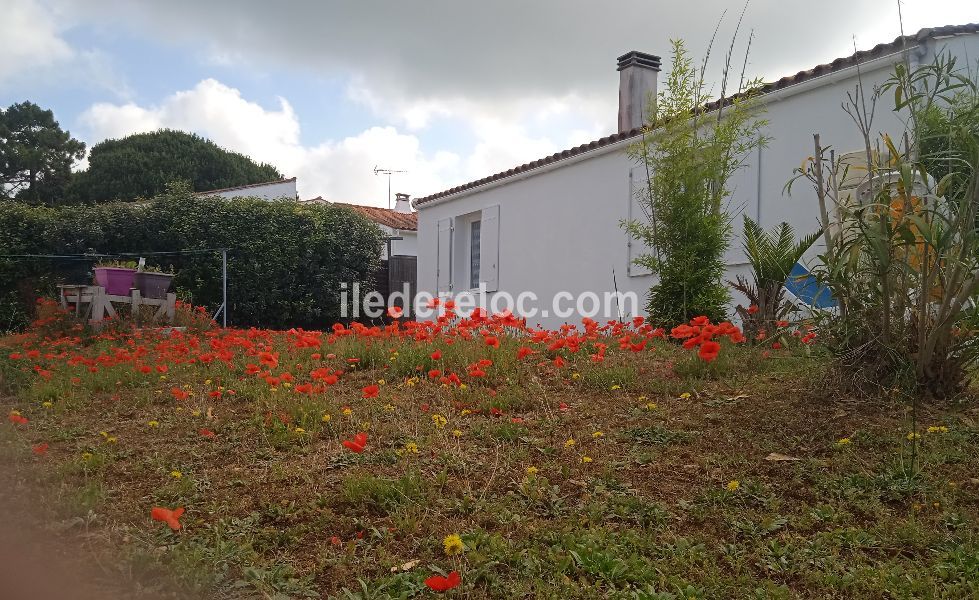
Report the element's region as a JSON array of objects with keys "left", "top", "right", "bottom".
[{"left": 0, "top": 183, "right": 382, "bottom": 330}]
